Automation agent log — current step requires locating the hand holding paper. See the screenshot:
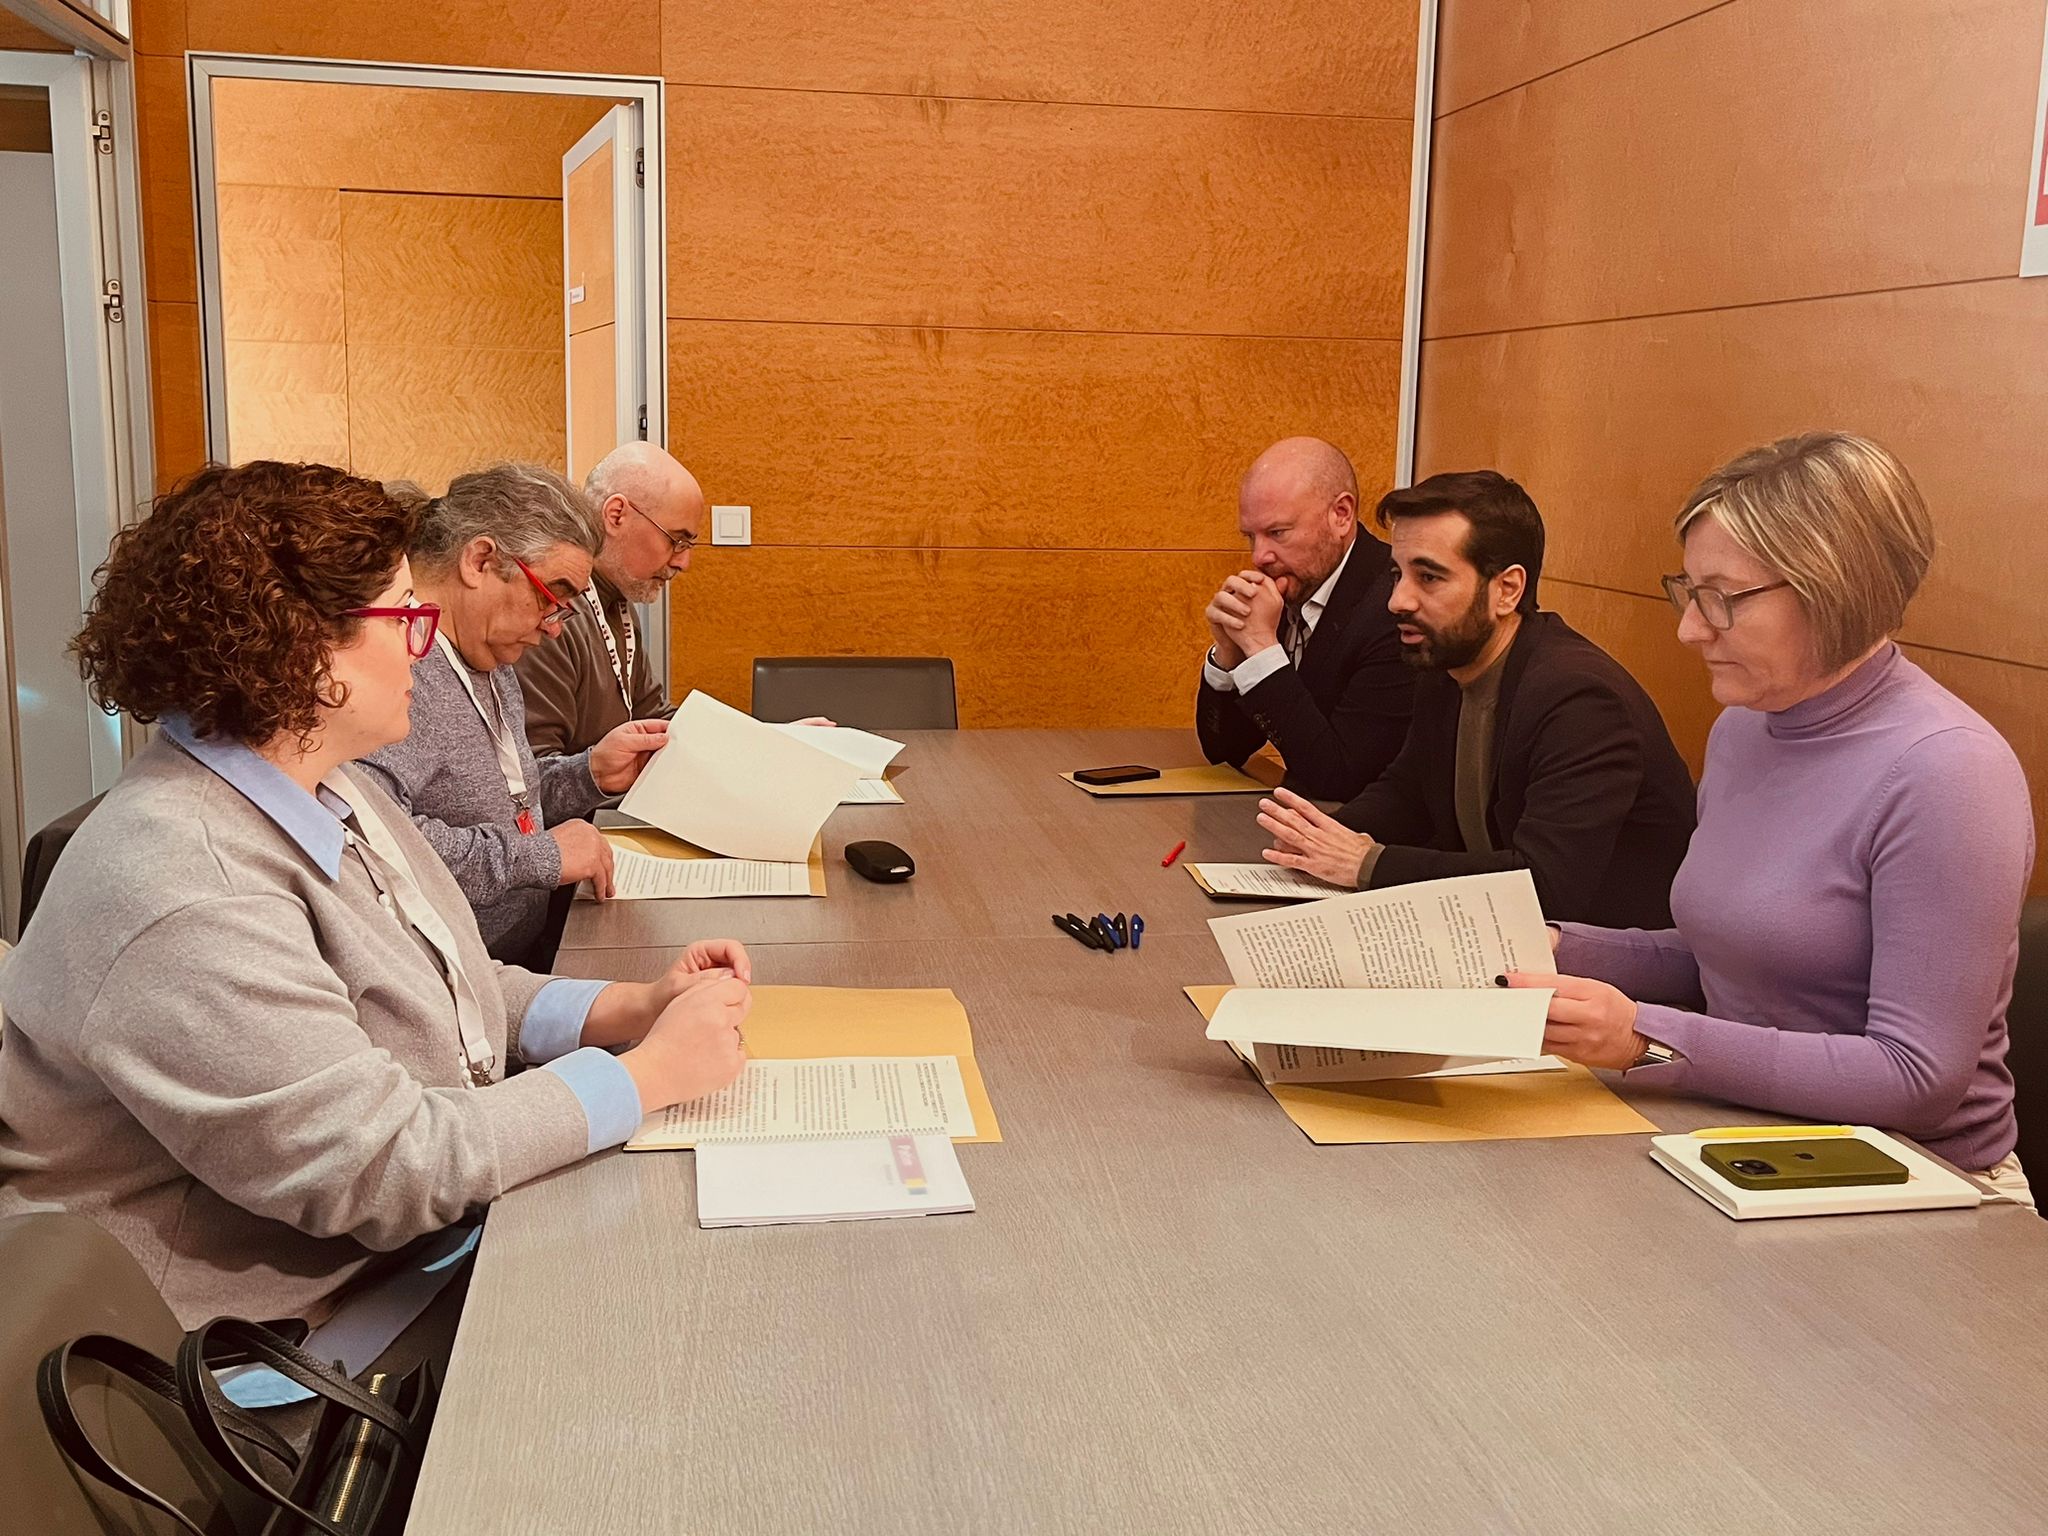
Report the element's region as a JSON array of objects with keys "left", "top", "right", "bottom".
[{"left": 620, "top": 691, "right": 862, "bottom": 860}]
